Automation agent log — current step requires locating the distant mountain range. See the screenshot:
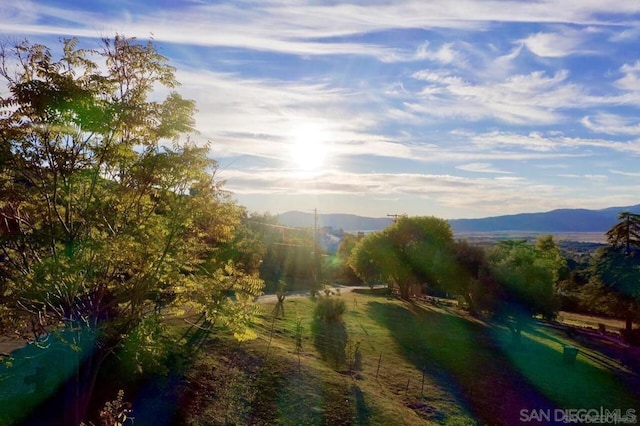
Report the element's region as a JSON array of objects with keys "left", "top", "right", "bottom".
[
  {"left": 278, "top": 204, "right": 640, "bottom": 234},
  {"left": 277, "top": 211, "right": 393, "bottom": 232},
  {"left": 449, "top": 204, "right": 640, "bottom": 233}
]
